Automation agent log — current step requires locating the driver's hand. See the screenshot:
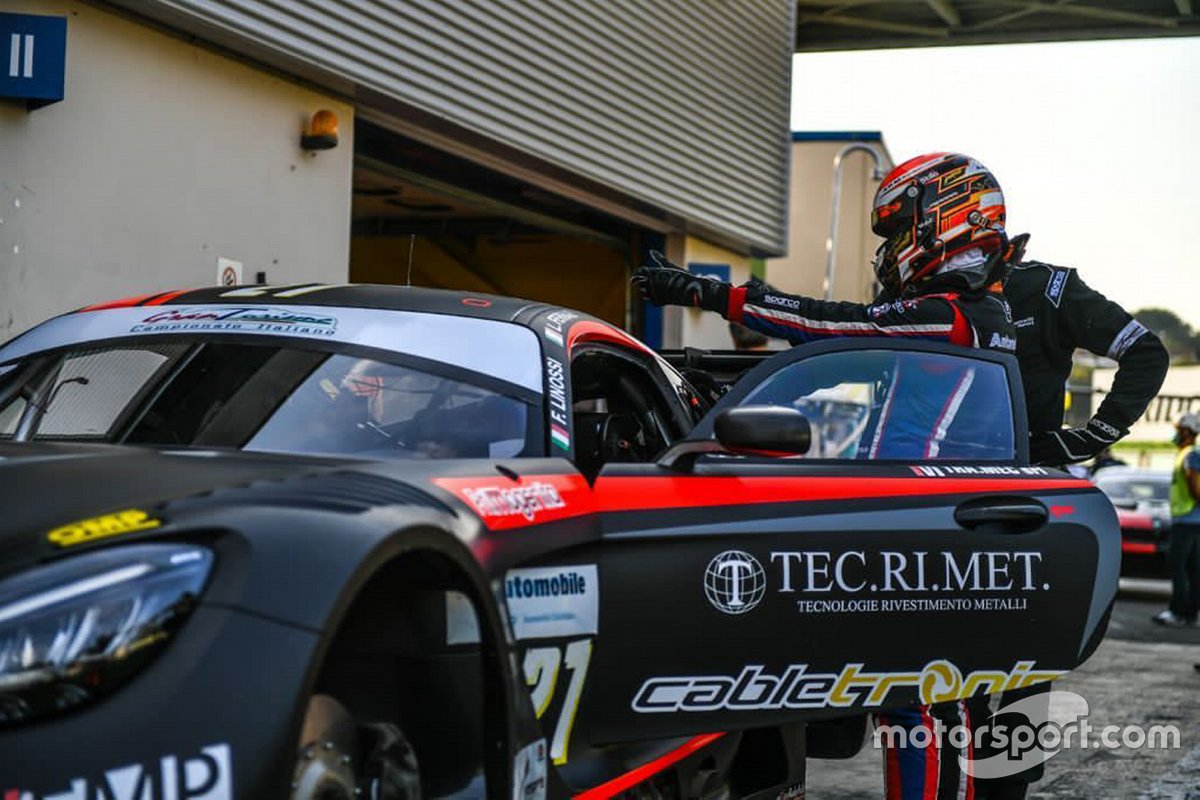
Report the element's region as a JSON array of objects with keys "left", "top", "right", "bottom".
[
  {"left": 1029, "top": 417, "right": 1123, "bottom": 466},
  {"left": 631, "top": 251, "right": 730, "bottom": 313}
]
